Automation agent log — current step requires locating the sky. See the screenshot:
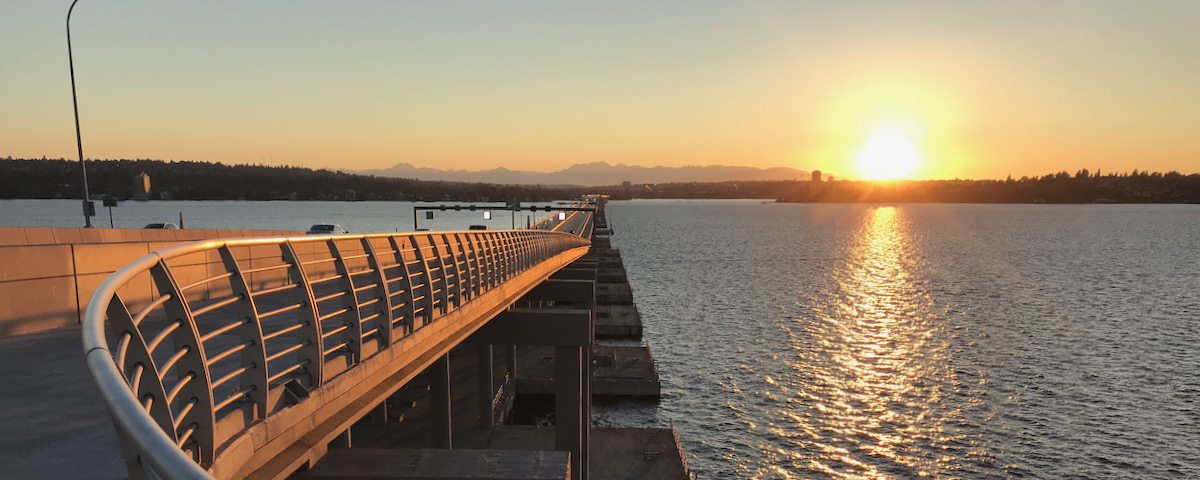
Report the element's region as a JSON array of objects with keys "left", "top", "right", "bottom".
[{"left": 3, "top": 1, "right": 1199, "bottom": 180}]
